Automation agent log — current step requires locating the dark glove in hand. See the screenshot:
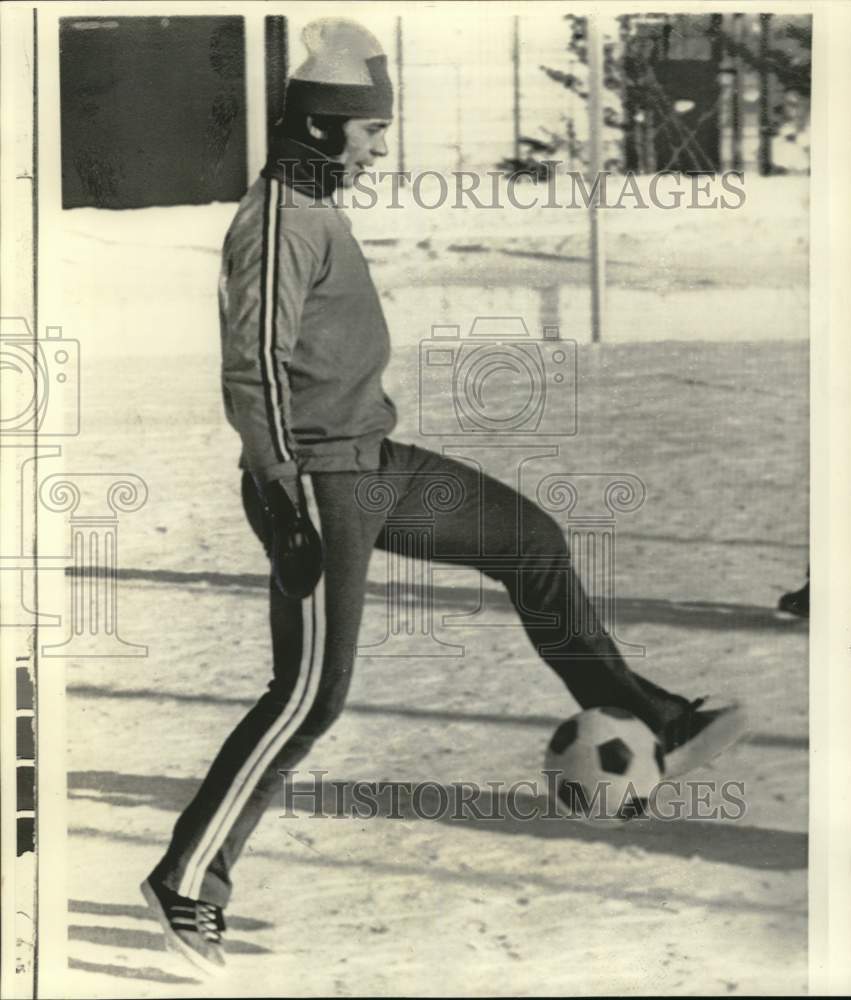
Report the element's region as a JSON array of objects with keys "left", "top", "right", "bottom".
[{"left": 261, "top": 477, "right": 323, "bottom": 600}]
